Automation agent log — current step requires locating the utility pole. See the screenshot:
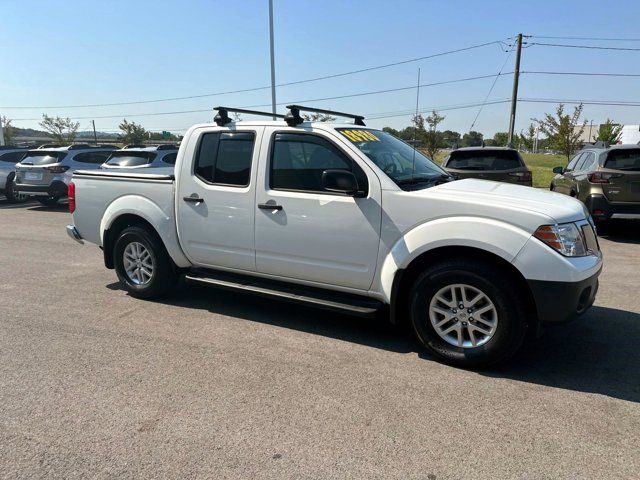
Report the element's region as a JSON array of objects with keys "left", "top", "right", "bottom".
[
  {"left": 92, "top": 120, "right": 98, "bottom": 145},
  {"left": 507, "top": 33, "right": 523, "bottom": 145},
  {"left": 0, "top": 115, "right": 5, "bottom": 146},
  {"left": 268, "top": 0, "right": 277, "bottom": 120}
]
